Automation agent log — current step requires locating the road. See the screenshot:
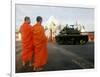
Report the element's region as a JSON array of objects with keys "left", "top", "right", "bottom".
[{"left": 16, "top": 41, "right": 94, "bottom": 73}]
